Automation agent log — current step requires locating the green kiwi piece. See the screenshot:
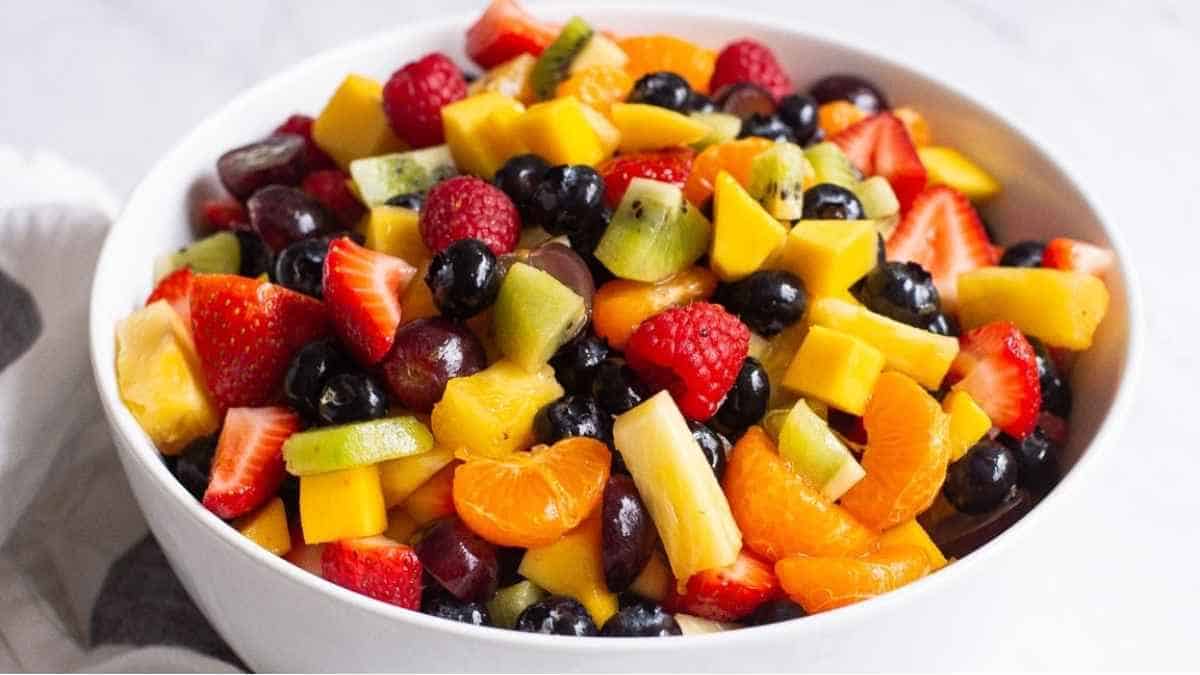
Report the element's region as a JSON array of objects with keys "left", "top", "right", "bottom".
[
  {"left": 594, "top": 177, "right": 712, "bottom": 283},
  {"left": 493, "top": 262, "right": 588, "bottom": 372},
  {"left": 530, "top": 16, "right": 594, "bottom": 100},
  {"left": 282, "top": 416, "right": 435, "bottom": 476},
  {"left": 853, "top": 175, "right": 900, "bottom": 220},
  {"left": 748, "top": 142, "right": 808, "bottom": 220},
  {"left": 689, "top": 112, "right": 742, "bottom": 151},
  {"left": 804, "top": 142, "right": 860, "bottom": 190},
  {"left": 348, "top": 145, "right": 457, "bottom": 207},
  {"left": 487, "top": 581, "right": 547, "bottom": 629},
  {"left": 153, "top": 231, "right": 241, "bottom": 281}
]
